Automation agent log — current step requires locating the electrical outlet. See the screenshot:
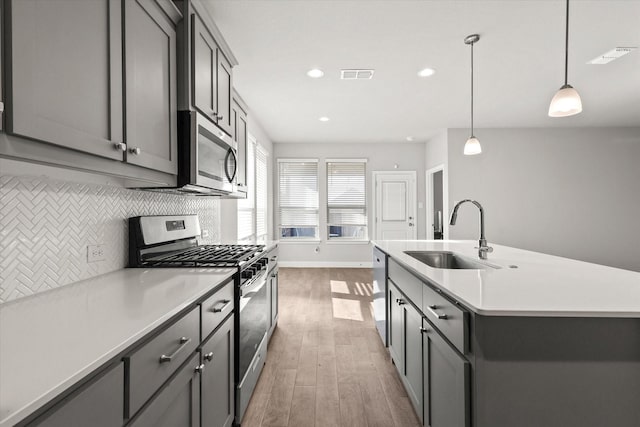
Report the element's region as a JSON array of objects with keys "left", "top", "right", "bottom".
[
  {"left": 201, "top": 229, "right": 209, "bottom": 238},
  {"left": 87, "top": 244, "right": 106, "bottom": 263}
]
